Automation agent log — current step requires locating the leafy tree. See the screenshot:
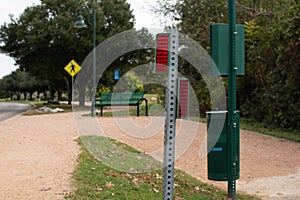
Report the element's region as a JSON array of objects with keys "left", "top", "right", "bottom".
[
  {"left": 77, "top": 27, "right": 155, "bottom": 105},
  {"left": 114, "top": 72, "right": 144, "bottom": 93},
  {"left": 240, "top": 1, "right": 300, "bottom": 129},
  {"left": 154, "top": 0, "right": 300, "bottom": 129},
  {"left": 0, "top": 0, "right": 135, "bottom": 104},
  {"left": 0, "top": 70, "right": 48, "bottom": 100}
]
